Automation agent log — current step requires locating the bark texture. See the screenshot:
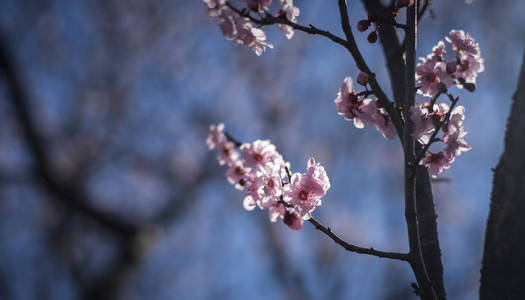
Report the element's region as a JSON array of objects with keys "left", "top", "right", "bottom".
[
  {"left": 361, "top": 1, "right": 446, "bottom": 298},
  {"left": 480, "top": 50, "right": 525, "bottom": 300}
]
